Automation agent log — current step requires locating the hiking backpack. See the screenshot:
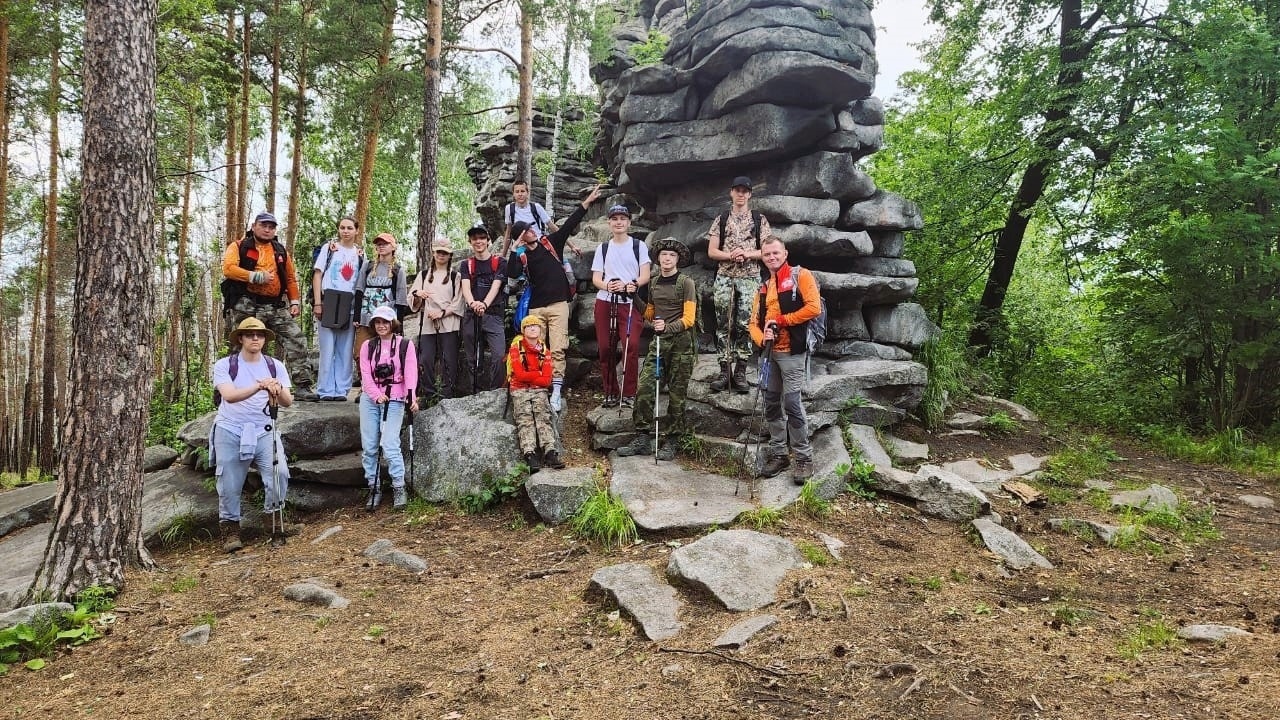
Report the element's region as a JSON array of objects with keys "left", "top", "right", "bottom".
[
  {"left": 755, "top": 266, "right": 827, "bottom": 354},
  {"left": 598, "top": 237, "right": 650, "bottom": 303},
  {"left": 212, "top": 353, "right": 279, "bottom": 406},
  {"left": 507, "top": 201, "right": 547, "bottom": 237},
  {"left": 221, "top": 235, "right": 290, "bottom": 312}
]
